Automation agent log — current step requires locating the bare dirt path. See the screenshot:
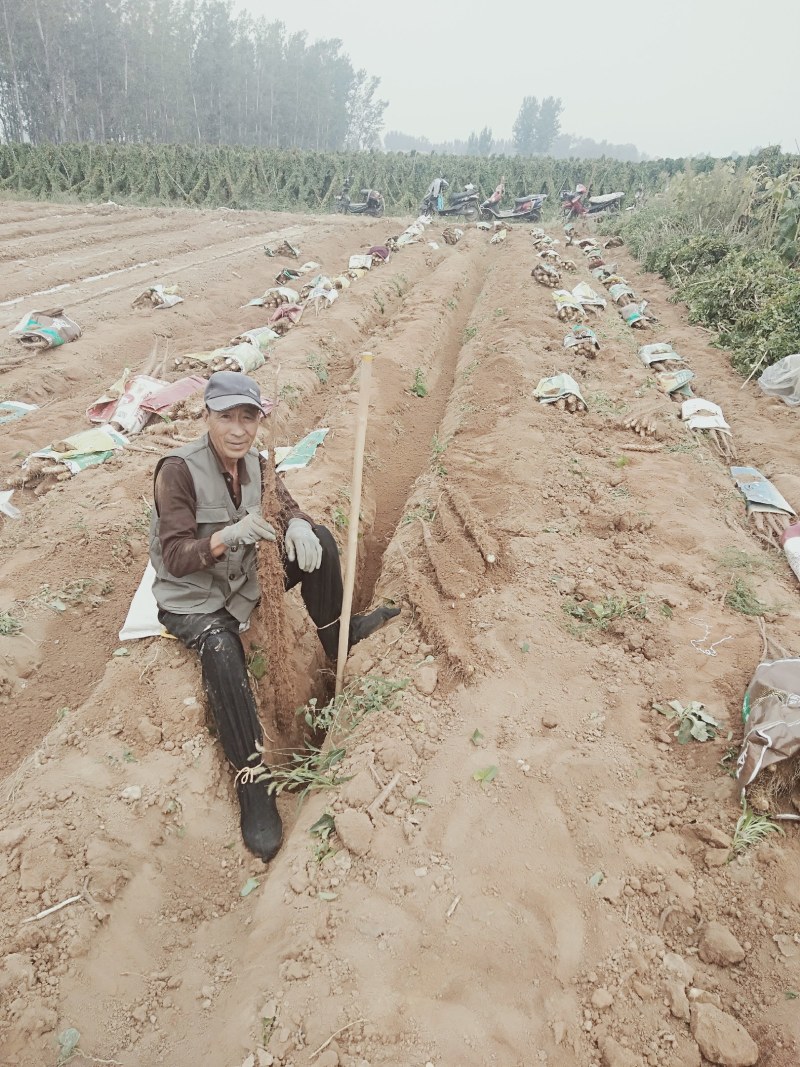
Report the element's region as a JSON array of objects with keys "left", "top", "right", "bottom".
[{"left": 1, "top": 202, "right": 798, "bottom": 1067}]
